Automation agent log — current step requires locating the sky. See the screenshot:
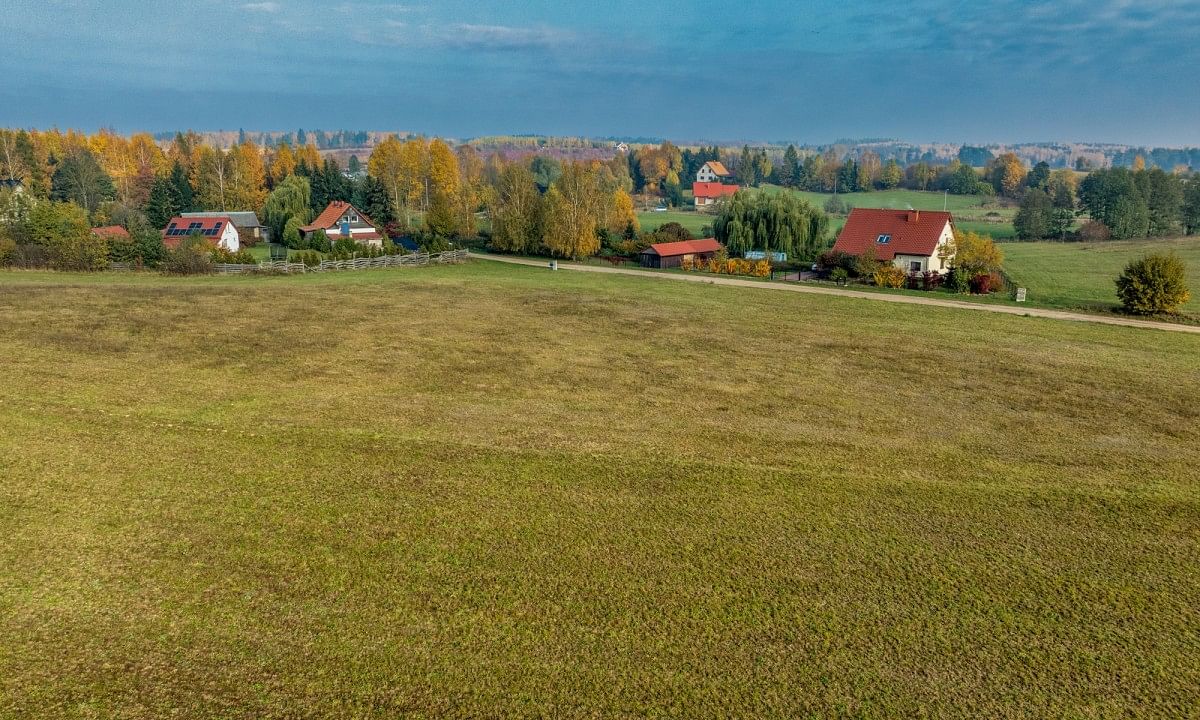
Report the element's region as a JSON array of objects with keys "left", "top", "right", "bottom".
[{"left": 3, "top": 0, "right": 1200, "bottom": 146}]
